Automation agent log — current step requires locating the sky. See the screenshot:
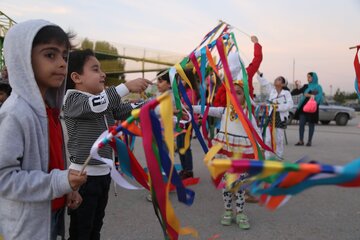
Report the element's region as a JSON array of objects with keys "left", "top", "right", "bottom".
[{"left": 1, "top": 0, "right": 360, "bottom": 94}]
